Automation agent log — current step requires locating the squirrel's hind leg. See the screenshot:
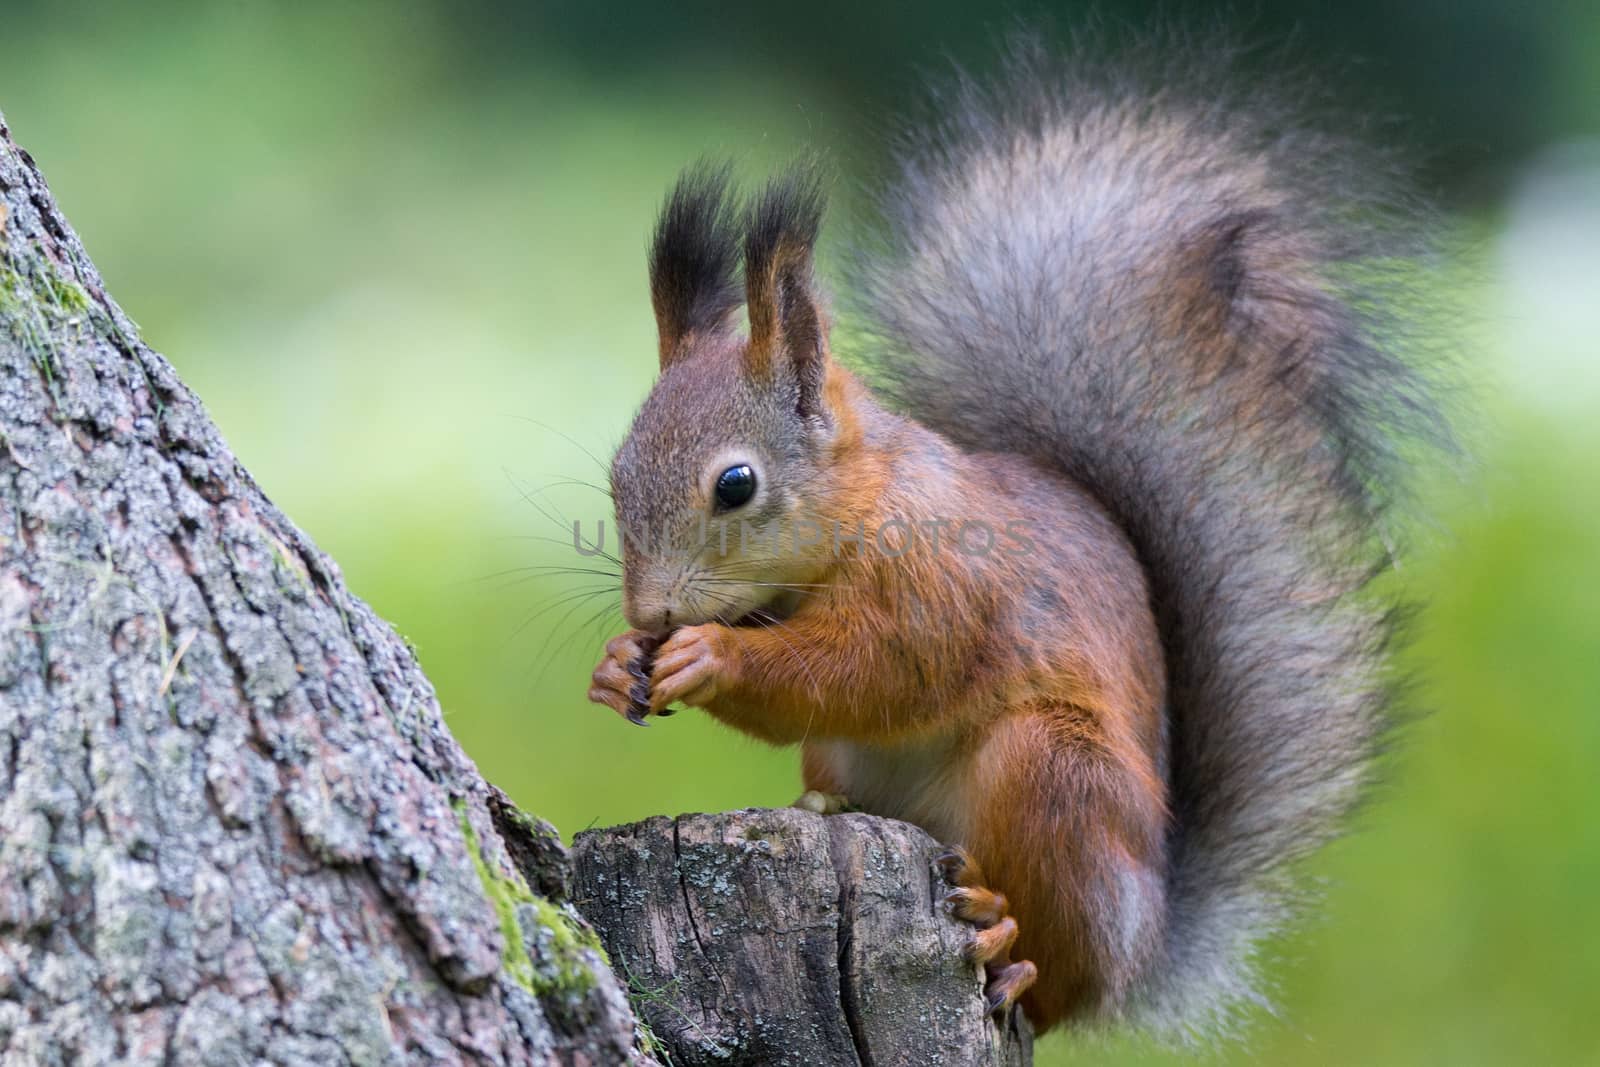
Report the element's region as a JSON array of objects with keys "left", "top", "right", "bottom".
[{"left": 959, "top": 704, "right": 1167, "bottom": 1029}]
